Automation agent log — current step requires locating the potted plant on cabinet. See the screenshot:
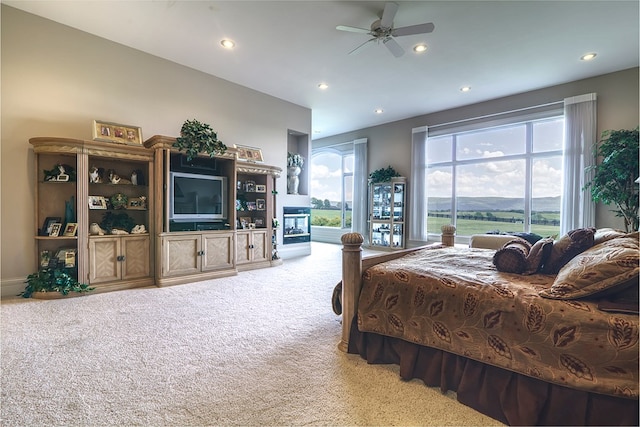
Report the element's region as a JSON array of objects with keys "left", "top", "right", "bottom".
[
  {"left": 368, "top": 165, "right": 400, "bottom": 184},
  {"left": 584, "top": 126, "right": 639, "bottom": 232},
  {"left": 173, "top": 119, "right": 227, "bottom": 162},
  {"left": 20, "top": 267, "right": 94, "bottom": 298},
  {"left": 287, "top": 152, "right": 304, "bottom": 195}
]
